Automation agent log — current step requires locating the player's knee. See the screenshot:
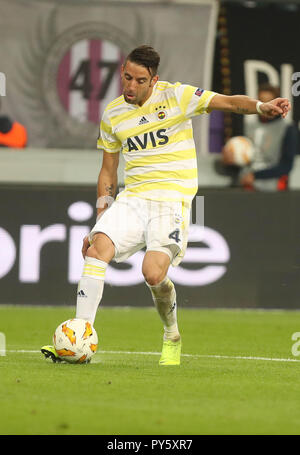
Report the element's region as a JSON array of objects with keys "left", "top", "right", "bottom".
[
  {"left": 87, "top": 233, "right": 115, "bottom": 262},
  {"left": 143, "top": 268, "right": 166, "bottom": 286}
]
